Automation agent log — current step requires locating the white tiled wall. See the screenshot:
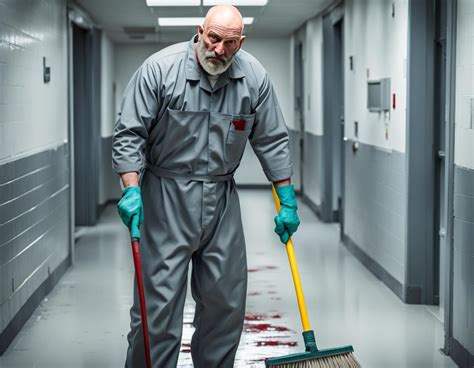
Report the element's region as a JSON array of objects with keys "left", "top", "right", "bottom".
[
  {"left": 455, "top": 0, "right": 474, "bottom": 169},
  {"left": 0, "top": 0, "right": 68, "bottom": 164},
  {"left": 344, "top": 0, "right": 408, "bottom": 152}
]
